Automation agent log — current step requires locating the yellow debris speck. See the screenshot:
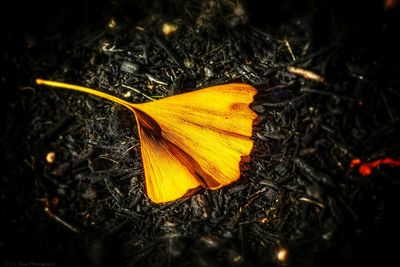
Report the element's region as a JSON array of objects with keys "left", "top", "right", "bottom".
[
  {"left": 46, "top": 152, "right": 56, "bottom": 164},
  {"left": 162, "top": 23, "right": 178, "bottom": 36}
]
